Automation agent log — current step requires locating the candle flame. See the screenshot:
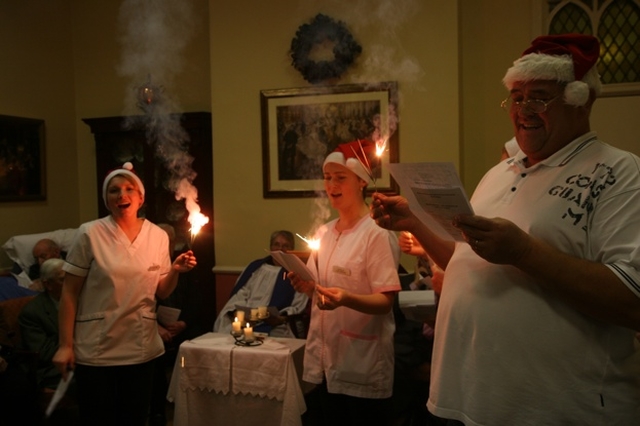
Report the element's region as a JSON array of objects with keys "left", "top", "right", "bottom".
[{"left": 296, "top": 233, "right": 320, "bottom": 251}]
